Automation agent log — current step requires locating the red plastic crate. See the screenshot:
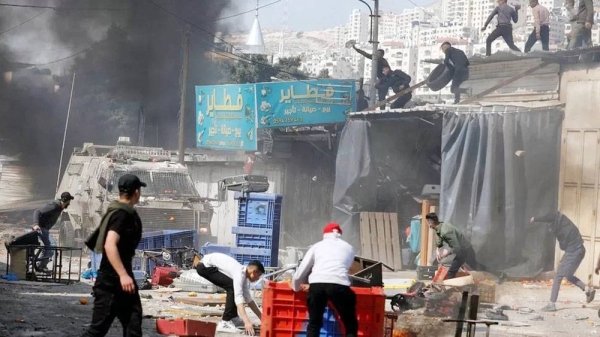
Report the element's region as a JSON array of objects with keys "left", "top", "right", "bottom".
[
  {"left": 156, "top": 318, "right": 216, "bottom": 337},
  {"left": 260, "top": 281, "right": 386, "bottom": 337},
  {"left": 151, "top": 267, "right": 179, "bottom": 287}
]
